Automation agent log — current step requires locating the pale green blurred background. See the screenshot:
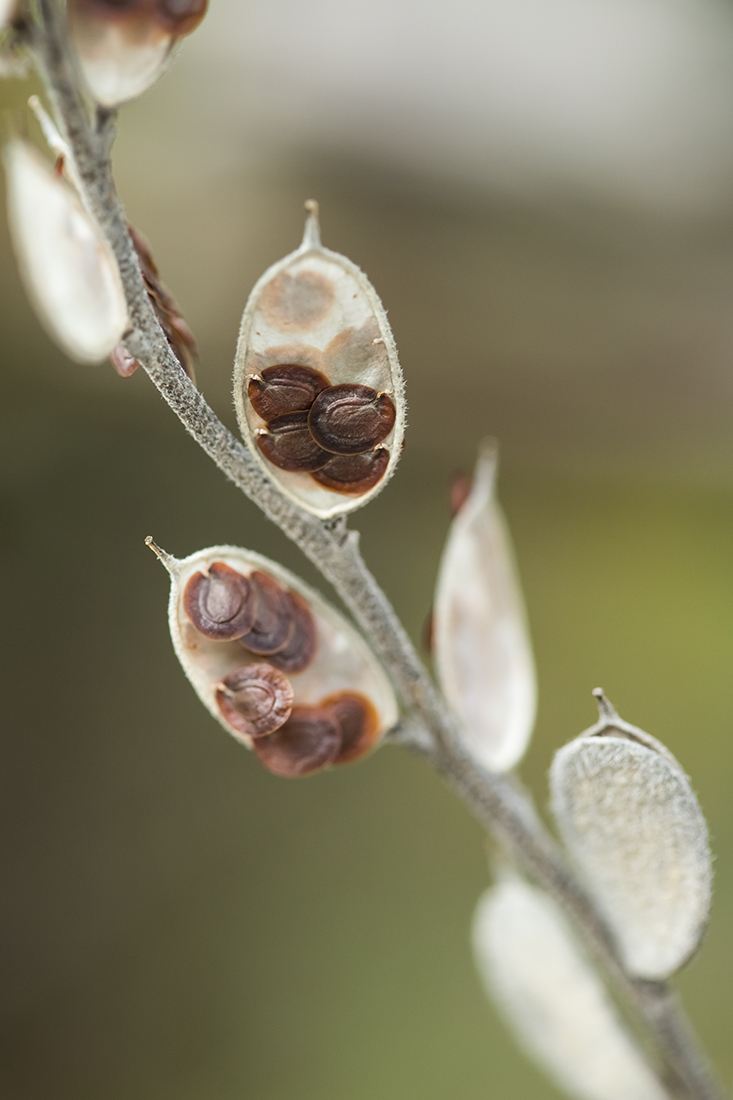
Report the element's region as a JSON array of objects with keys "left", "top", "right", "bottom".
[{"left": 2, "top": 2, "right": 733, "bottom": 1097}]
